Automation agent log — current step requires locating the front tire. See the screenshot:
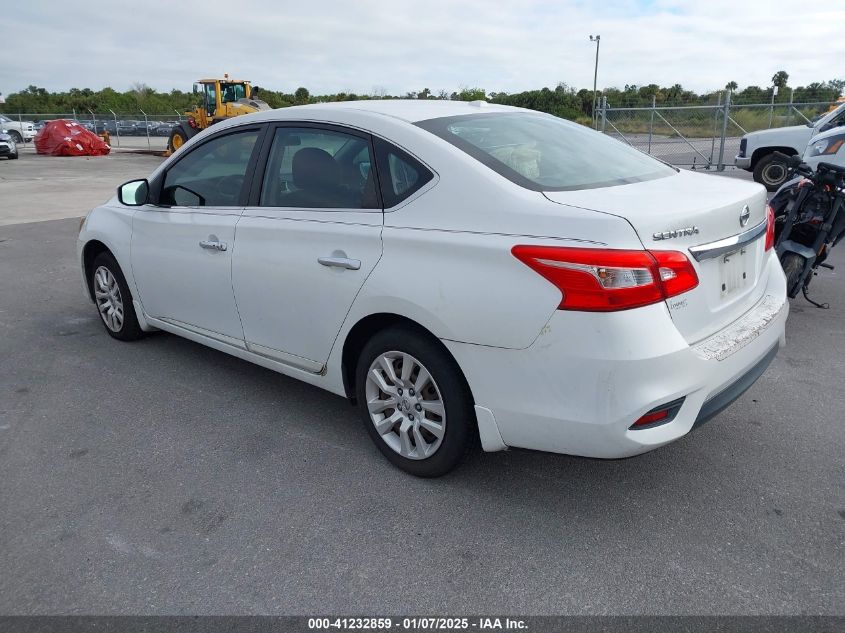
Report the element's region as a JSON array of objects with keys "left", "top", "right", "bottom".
[
  {"left": 90, "top": 252, "right": 144, "bottom": 341},
  {"left": 754, "top": 153, "right": 792, "bottom": 192},
  {"left": 355, "top": 326, "right": 476, "bottom": 477},
  {"left": 167, "top": 124, "right": 193, "bottom": 153},
  {"left": 8, "top": 130, "right": 22, "bottom": 144}
]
